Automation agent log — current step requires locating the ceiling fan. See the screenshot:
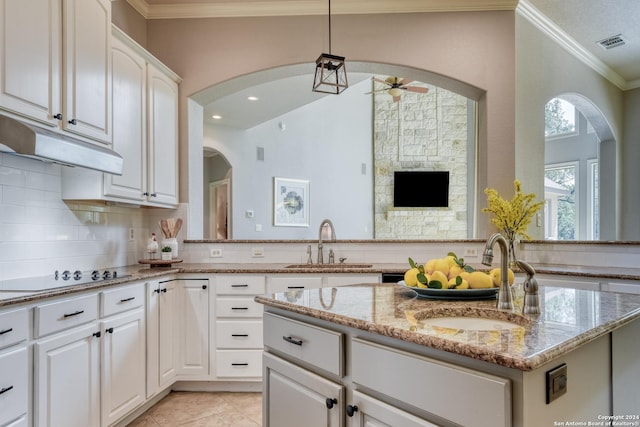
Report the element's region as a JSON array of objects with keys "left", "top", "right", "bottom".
[{"left": 367, "top": 77, "right": 429, "bottom": 102}]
